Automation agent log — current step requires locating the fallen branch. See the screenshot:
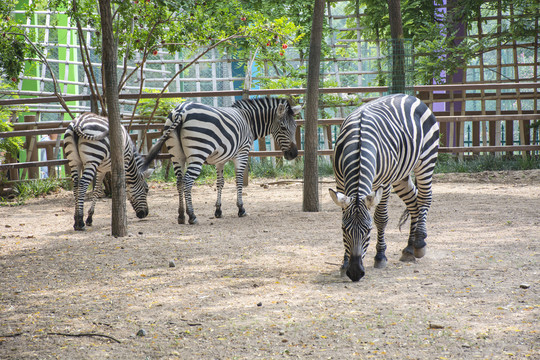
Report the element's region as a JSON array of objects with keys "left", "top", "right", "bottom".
[
  {"left": 180, "top": 319, "right": 202, "bottom": 326},
  {"left": 261, "top": 179, "right": 336, "bottom": 186},
  {"left": 325, "top": 262, "right": 342, "bottom": 267},
  {"left": 0, "top": 332, "right": 23, "bottom": 338},
  {"left": 47, "top": 332, "right": 121, "bottom": 343}
]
